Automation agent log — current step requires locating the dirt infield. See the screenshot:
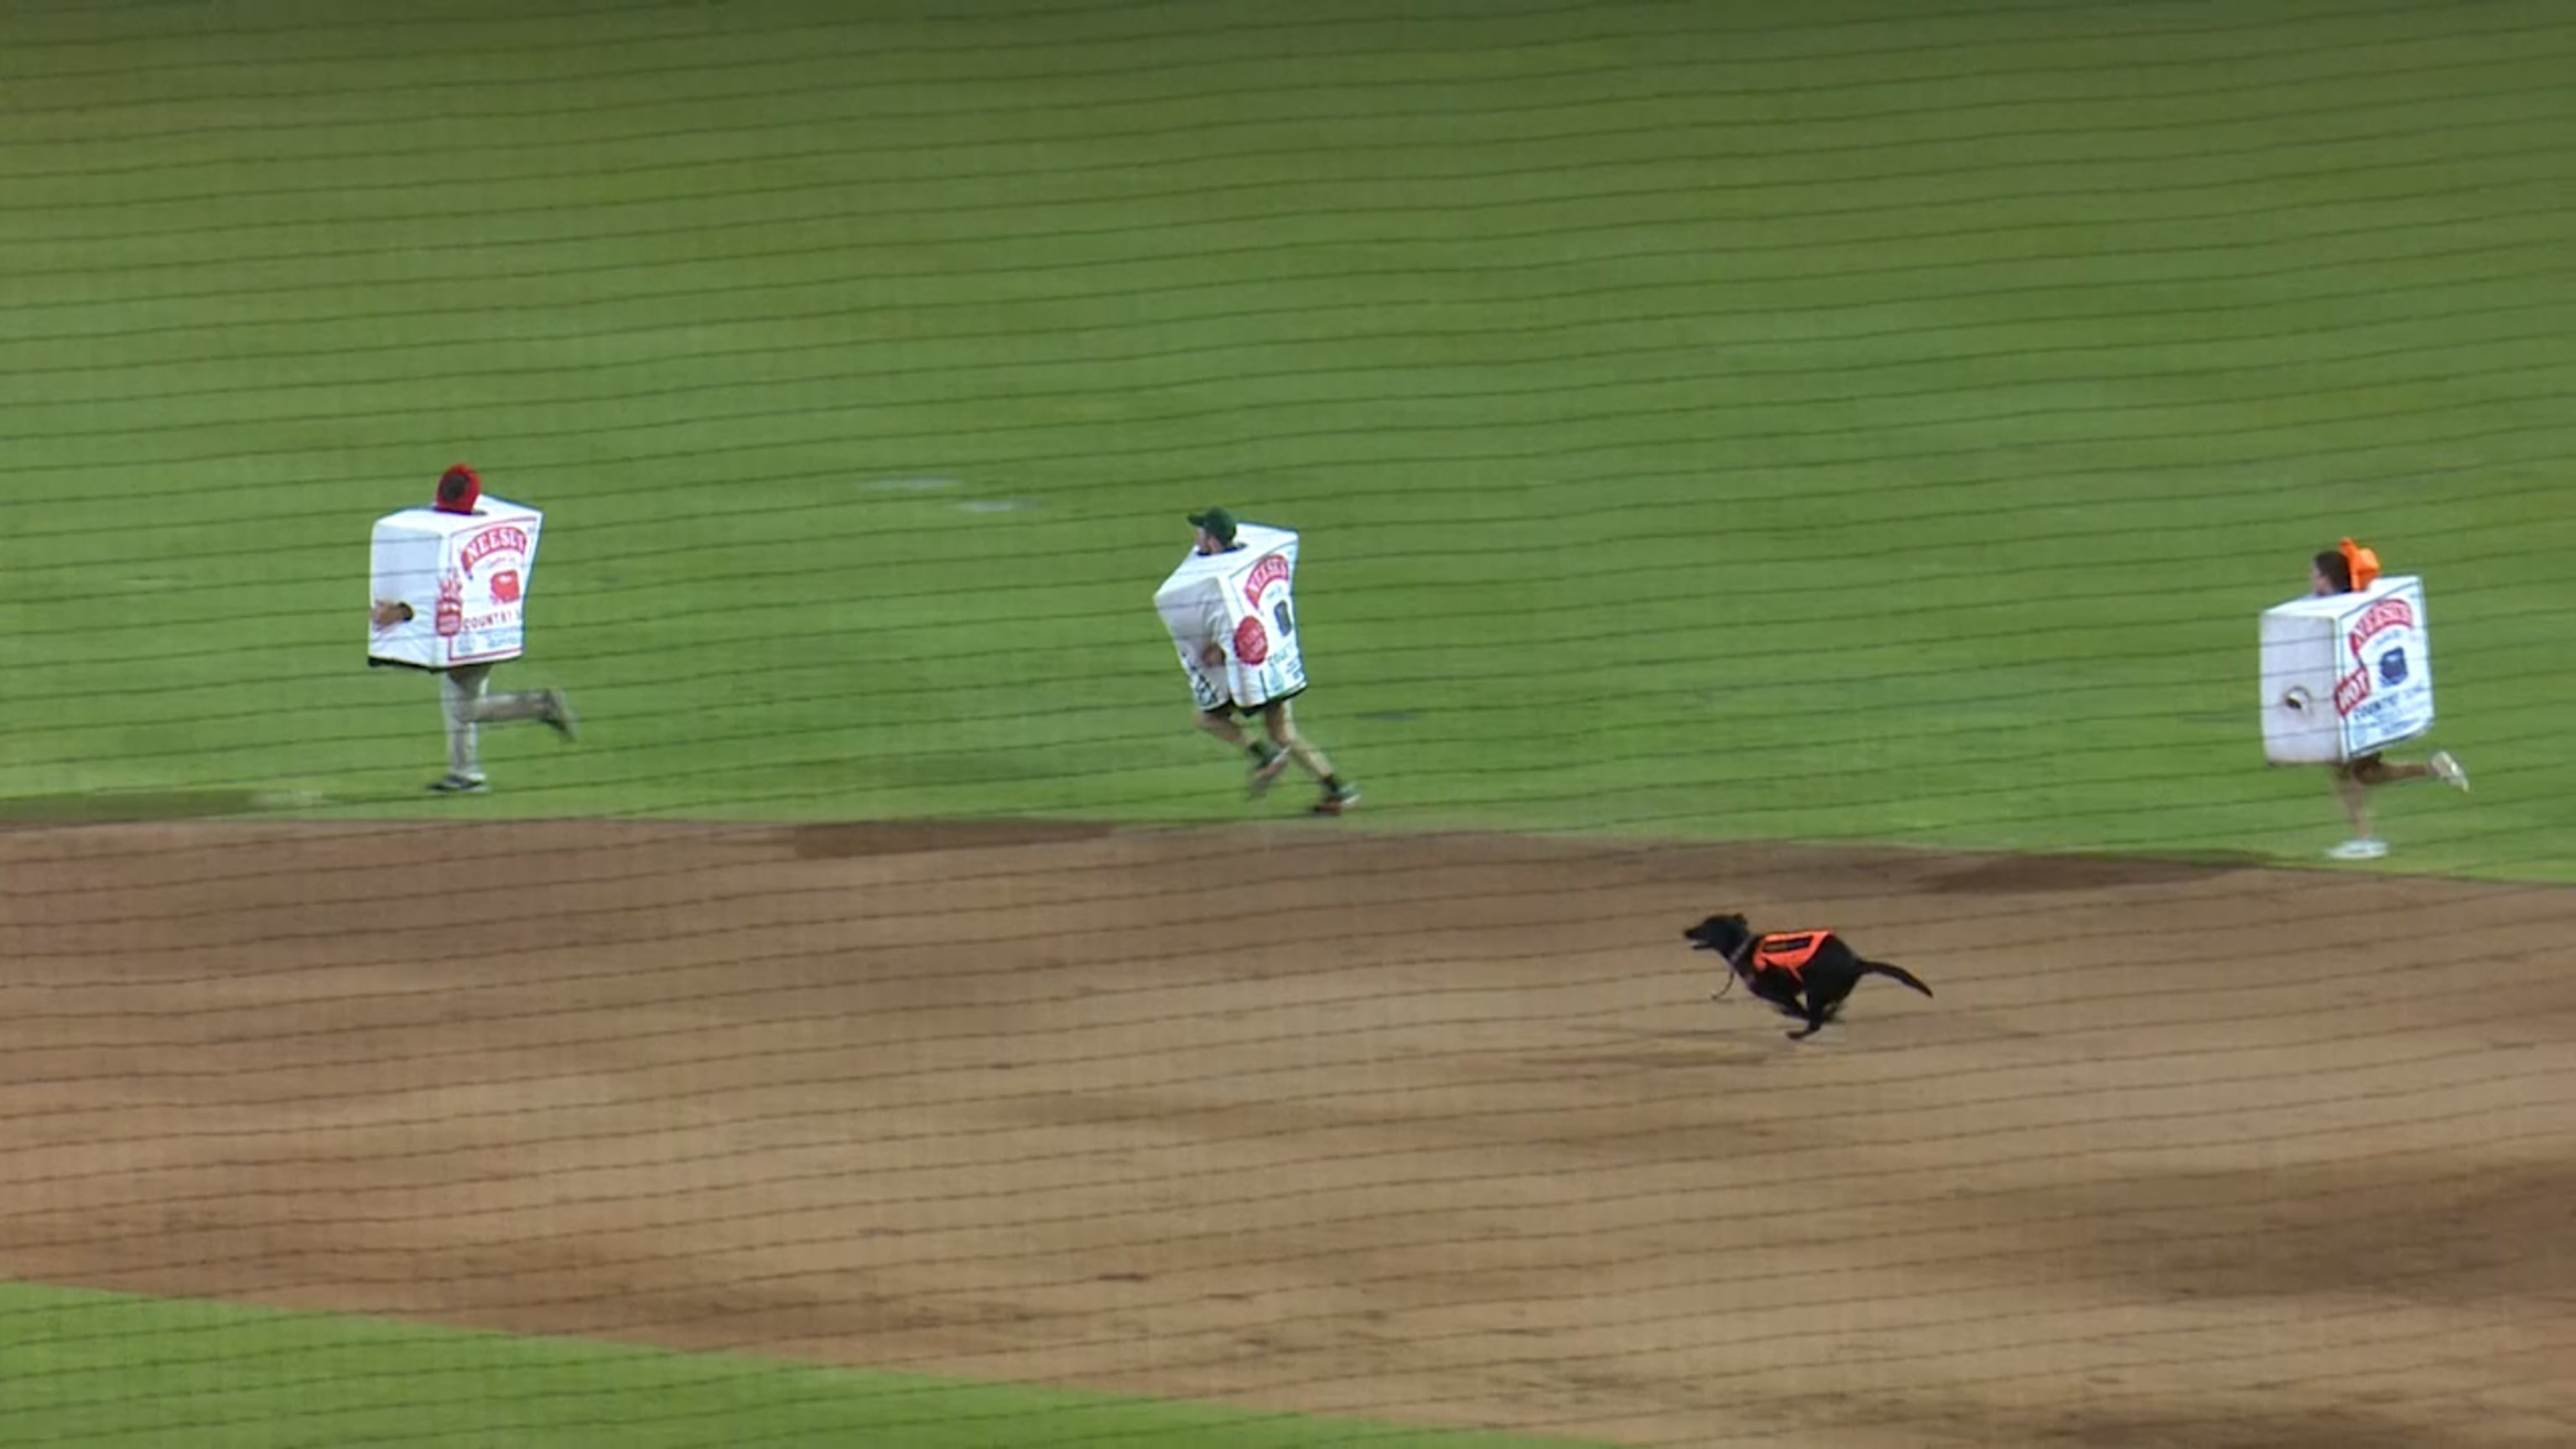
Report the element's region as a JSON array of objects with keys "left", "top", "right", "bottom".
[{"left": 2, "top": 819, "right": 2570, "bottom": 1446}]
